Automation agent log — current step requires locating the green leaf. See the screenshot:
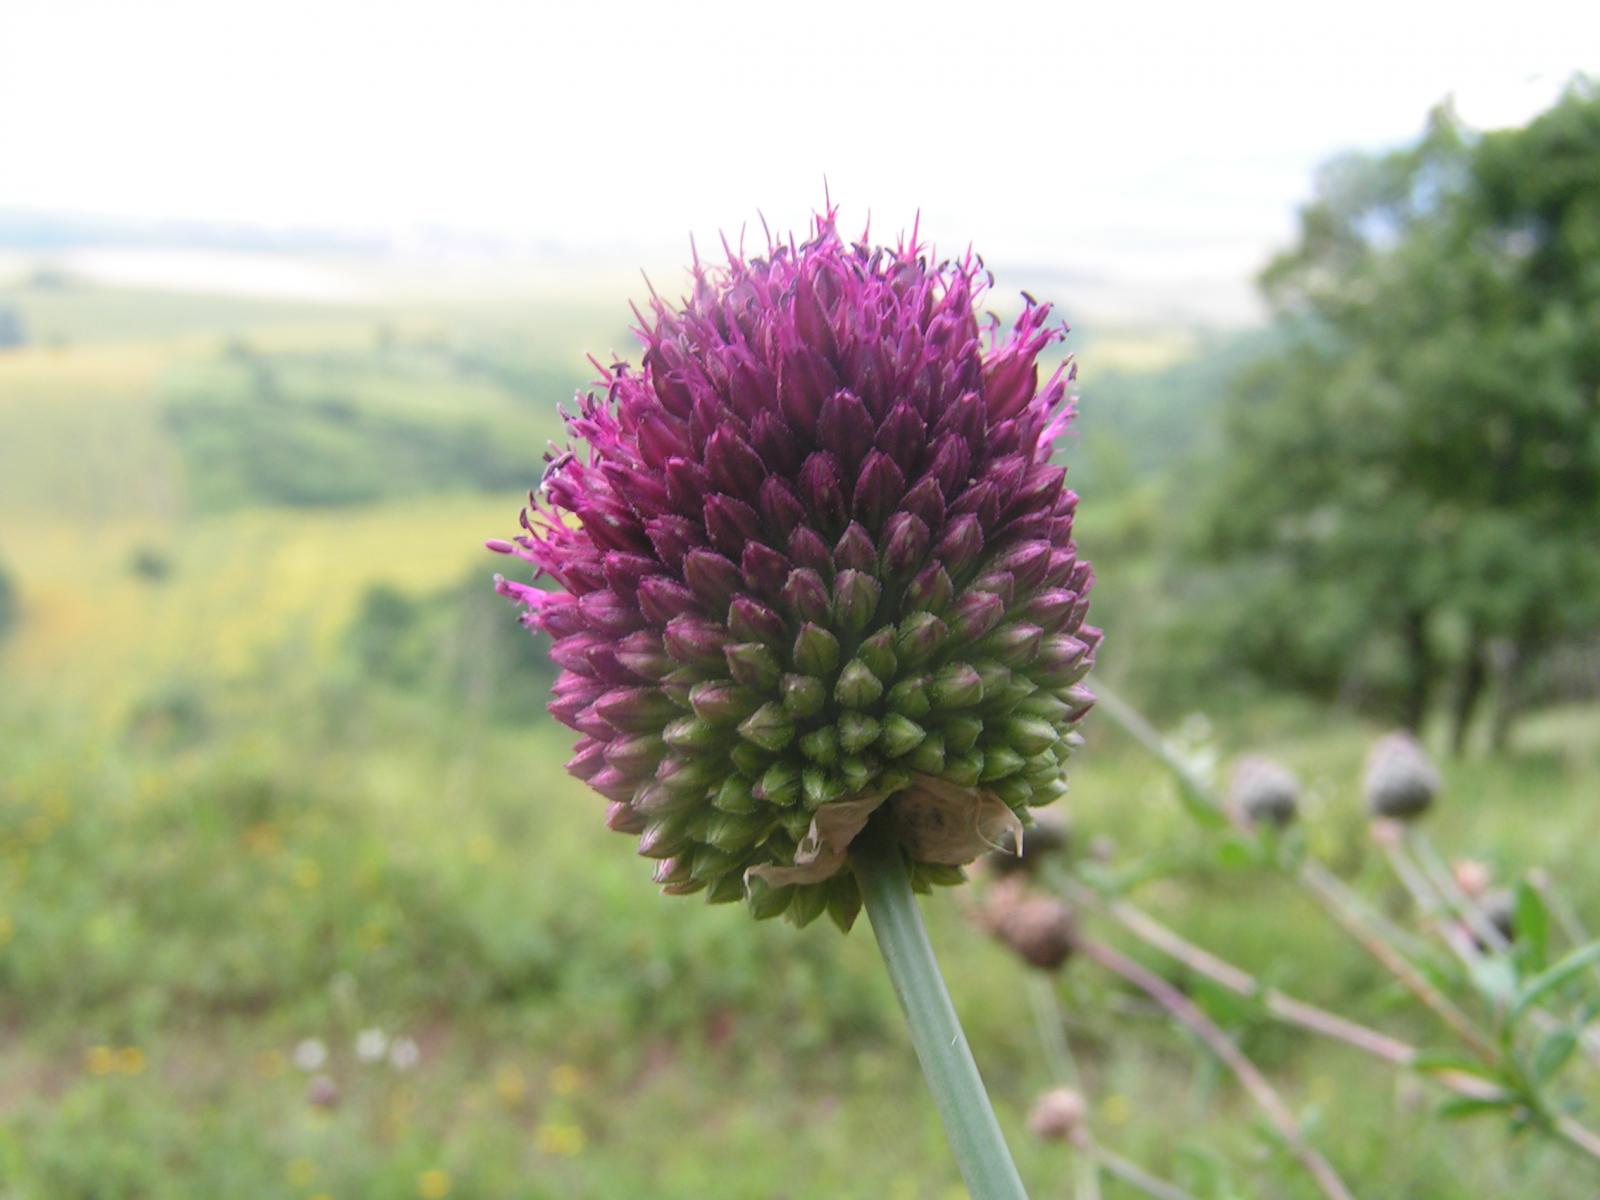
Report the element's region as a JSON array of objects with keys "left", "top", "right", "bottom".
[
  {"left": 1437, "top": 1094, "right": 1518, "bottom": 1122},
  {"left": 1408, "top": 1049, "right": 1504, "bottom": 1081},
  {"left": 1530, "top": 1027, "right": 1579, "bottom": 1086},
  {"left": 1213, "top": 836, "right": 1259, "bottom": 870},
  {"left": 1512, "top": 940, "right": 1600, "bottom": 1025},
  {"left": 1513, "top": 879, "right": 1550, "bottom": 978},
  {"left": 1467, "top": 954, "right": 1518, "bottom": 1006}
]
